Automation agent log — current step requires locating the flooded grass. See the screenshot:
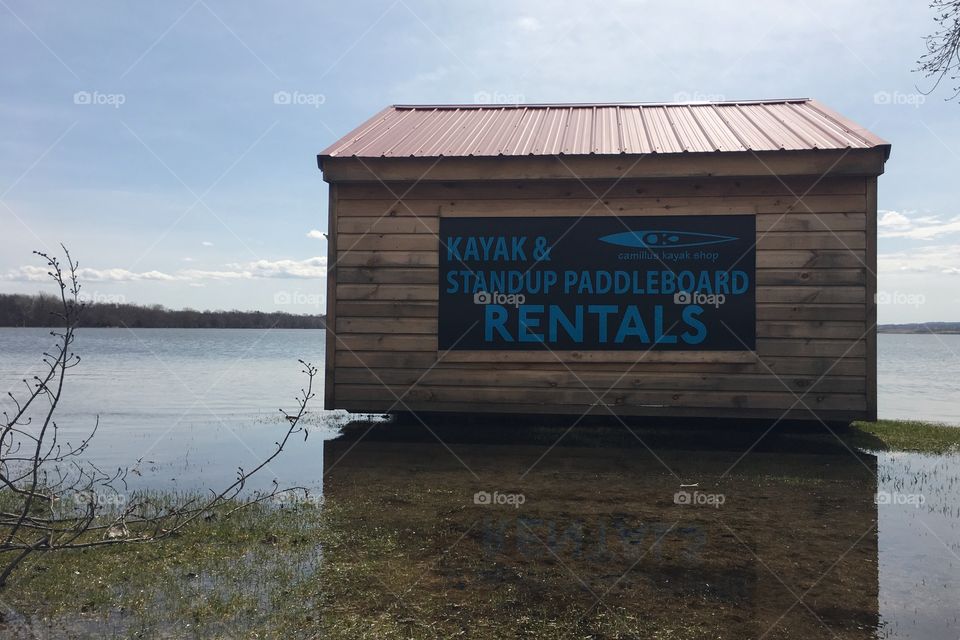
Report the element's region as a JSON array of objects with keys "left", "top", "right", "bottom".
[
  {"left": 851, "top": 419, "right": 960, "bottom": 454},
  {"left": 2, "top": 419, "right": 958, "bottom": 638},
  {"left": 316, "top": 428, "right": 882, "bottom": 639},
  {"left": 1, "top": 497, "right": 326, "bottom": 639}
]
